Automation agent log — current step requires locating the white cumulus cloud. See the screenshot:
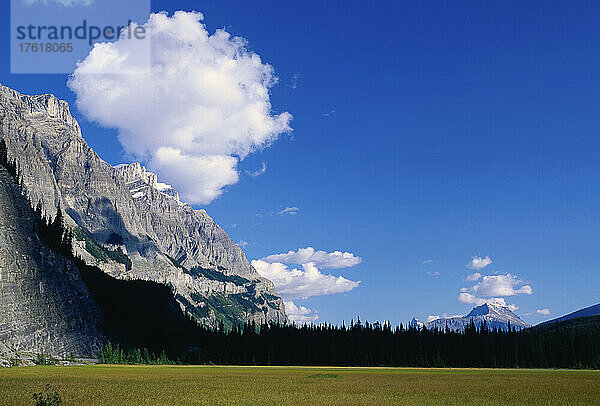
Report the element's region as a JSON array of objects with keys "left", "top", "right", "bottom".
[
  {"left": 284, "top": 301, "right": 319, "bottom": 323},
  {"left": 470, "top": 274, "right": 533, "bottom": 297},
  {"left": 458, "top": 292, "right": 482, "bottom": 304},
  {"left": 261, "top": 246, "right": 362, "bottom": 269},
  {"left": 251, "top": 260, "right": 360, "bottom": 299},
  {"left": 458, "top": 273, "right": 532, "bottom": 310},
  {"left": 536, "top": 308, "right": 550, "bottom": 315},
  {"left": 69, "top": 11, "right": 292, "bottom": 205},
  {"left": 467, "top": 256, "right": 492, "bottom": 270}
]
